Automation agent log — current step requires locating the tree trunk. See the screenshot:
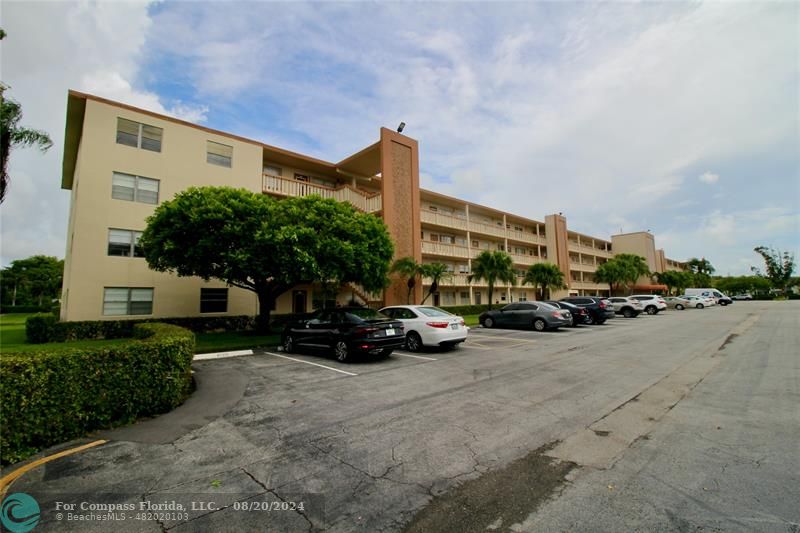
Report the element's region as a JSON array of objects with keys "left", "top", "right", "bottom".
[
  {"left": 12, "top": 283, "right": 17, "bottom": 306},
  {"left": 255, "top": 289, "right": 275, "bottom": 334},
  {"left": 487, "top": 282, "right": 494, "bottom": 310}
]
